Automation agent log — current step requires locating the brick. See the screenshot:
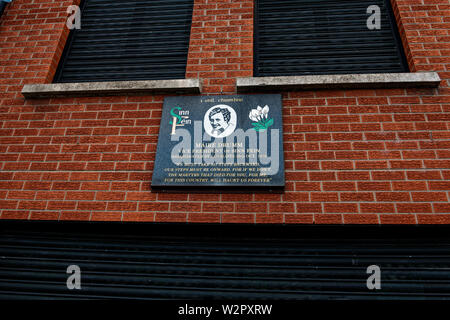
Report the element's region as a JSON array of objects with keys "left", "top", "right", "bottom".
[
  {"left": 269, "top": 203, "right": 295, "bottom": 213},
  {"left": 417, "top": 214, "right": 450, "bottom": 224},
  {"left": 403, "top": 150, "right": 436, "bottom": 159},
  {"left": 236, "top": 202, "right": 267, "bottom": 213},
  {"left": 66, "top": 191, "right": 95, "bottom": 200},
  {"left": 397, "top": 203, "right": 433, "bottom": 213},
  {"left": 254, "top": 194, "right": 282, "bottom": 202},
  {"left": 154, "top": 212, "right": 186, "bottom": 223},
  {"left": 314, "top": 214, "right": 343, "bottom": 224},
  {"left": 77, "top": 202, "right": 107, "bottom": 211},
  {"left": 295, "top": 161, "right": 320, "bottom": 170},
  {"left": 340, "top": 192, "right": 374, "bottom": 202},
  {"left": 122, "top": 212, "right": 155, "bottom": 222},
  {"left": 283, "top": 192, "right": 309, "bottom": 202},
  {"left": 255, "top": 214, "right": 284, "bottom": 224},
  {"left": 284, "top": 214, "right": 314, "bottom": 224},
  {"left": 323, "top": 182, "right": 356, "bottom": 191},
  {"left": 296, "top": 203, "right": 322, "bottom": 213},
  {"left": 47, "top": 201, "right": 76, "bottom": 210},
  {"left": 96, "top": 192, "right": 126, "bottom": 201},
  {"left": 393, "top": 181, "right": 427, "bottom": 191},
  {"left": 337, "top": 171, "right": 370, "bottom": 180},
  {"left": 361, "top": 203, "right": 396, "bottom": 213},
  {"left": 390, "top": 160, "right": 423, "bottom": 169},
  {"left": 91, "top": 212, "right": 122, "bottom": 221},
  {"left": 321, "top": 161, "right": 353, "bottom": 170},
  {"left": 424, "top": 160, "right": 450, "bottom": 169},
  {"left": 7, "top": 191, "right": 36, "bottom": 200},
  {"left": 1, "top": 210, "right": 29, "bottom": 220},
  {"left": 380, "top": 214, "right": 416, "bottom": 225},
  {"left": 17, "top": 201, "right": 45, "bottom": 210},
  {"left": 222, "top": 194, "right": 253, "bottom": 202},
  {"left": 324, "top": 203, "right": 358, "bottom": 213},
  {"left": 309, "top": 172, "right": 336, "bottom": 181},
  {"left": 311, "top": 192, "right": 339, "bottom": 202},
  {"left": 222, "top": 214, "right": 254, "bottom": 224},
  {"left": 126, "top": 192, "right": 157, "bottom": 201},
  {"left": 358, "top": 182, "right": 391, "bottom": 191},
  {"left": 336, "top": 151, "right": 367, "bottom": 160},
  {"left": 60, "top": 211, "right": 91, "bottom": 221},
  {"left": 433, "top": 203, "right": 450, "bottom": 214},
  {"left": 369, "top": 151, "right": 401, "bottom": 159},
  {"left": 188, "top": 213, "right": 221, "bottom": 223},
  {"left": 412, "top": 192, "right": 448, "bottom": 202},
  {"left": 376, "top": 192, "right": 411, "bottom": 202},
  {"left": 30, "top": 211, "right": 60, "bottom": 220},
  {"left": 429, "top": 181, "right": 450, "bottom": 190},
  {"left": 81, "top": 182, "right": 110, "bottom": 191},
  {"left": 107, "top": 202, "right": 137, "bottom": 211},
  {"left": 307, "top": 152, "right": 335, "bottom": 160},
  {"left": 372, "top": 171, "right": 405, "bottom": 180},
  {"left": 344, "top": 214, "right": 379, "bottom": 224},
  {"left": 295, "top": 182, "right": 321, "bottom": 191},
  {"left": 170, "top": 202, "right": 201, "bottom": 212},
  {"left": 407, "top": 170, "right": 442, "bottom": 180},
  {"left": 285, "top": 171, "right": 308, "bottom": 181},
  {"left": 203, "top": 202, "right": 234, "bottom": 212}
]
